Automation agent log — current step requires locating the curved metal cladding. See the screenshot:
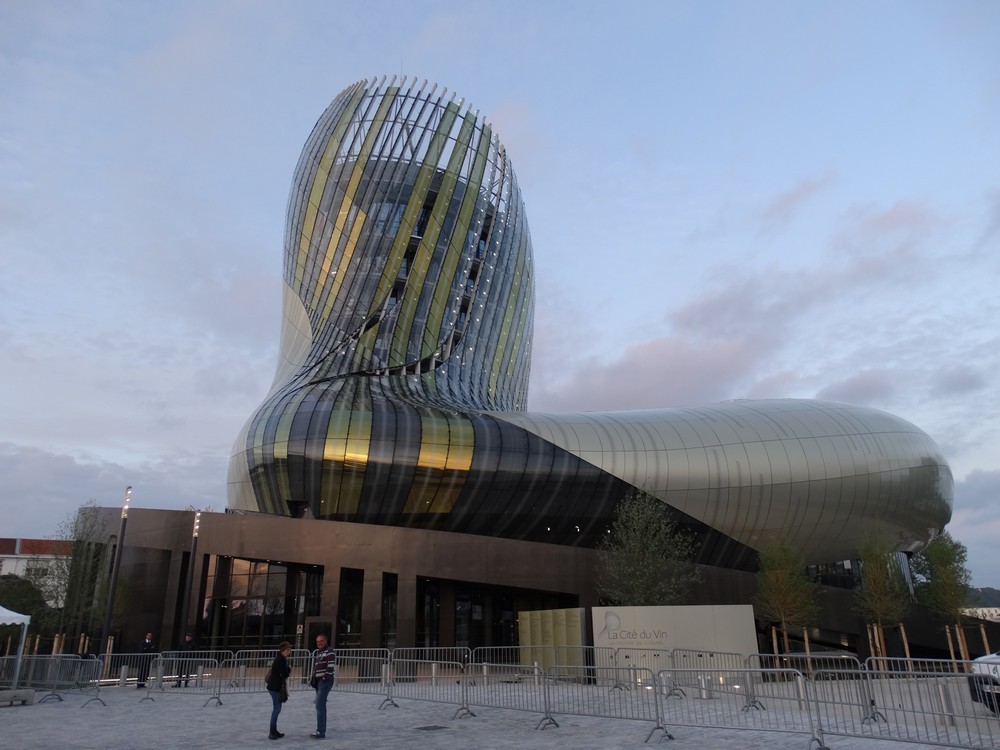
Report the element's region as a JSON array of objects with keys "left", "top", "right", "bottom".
[
  {"left": 493, "top": 400, "right": 953, "bottom": 565},
  {"left": 229, "top": 77, "right": 954, "bottom": 567}
]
